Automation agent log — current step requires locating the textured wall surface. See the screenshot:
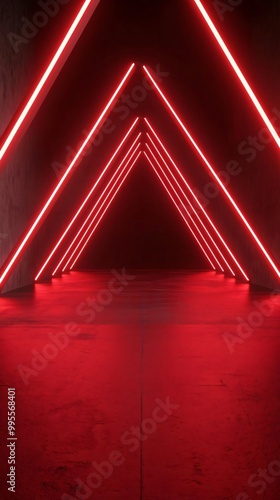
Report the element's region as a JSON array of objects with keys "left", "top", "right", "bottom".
[
  {"left": 0, "top": 0, "right": 280, "bottom": 293},
  {"left": 0, "top": 0, "right": 38, "bottom": 294},
  {"left": 0, "top": 0, "right": 77, "bottom": 294}
]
